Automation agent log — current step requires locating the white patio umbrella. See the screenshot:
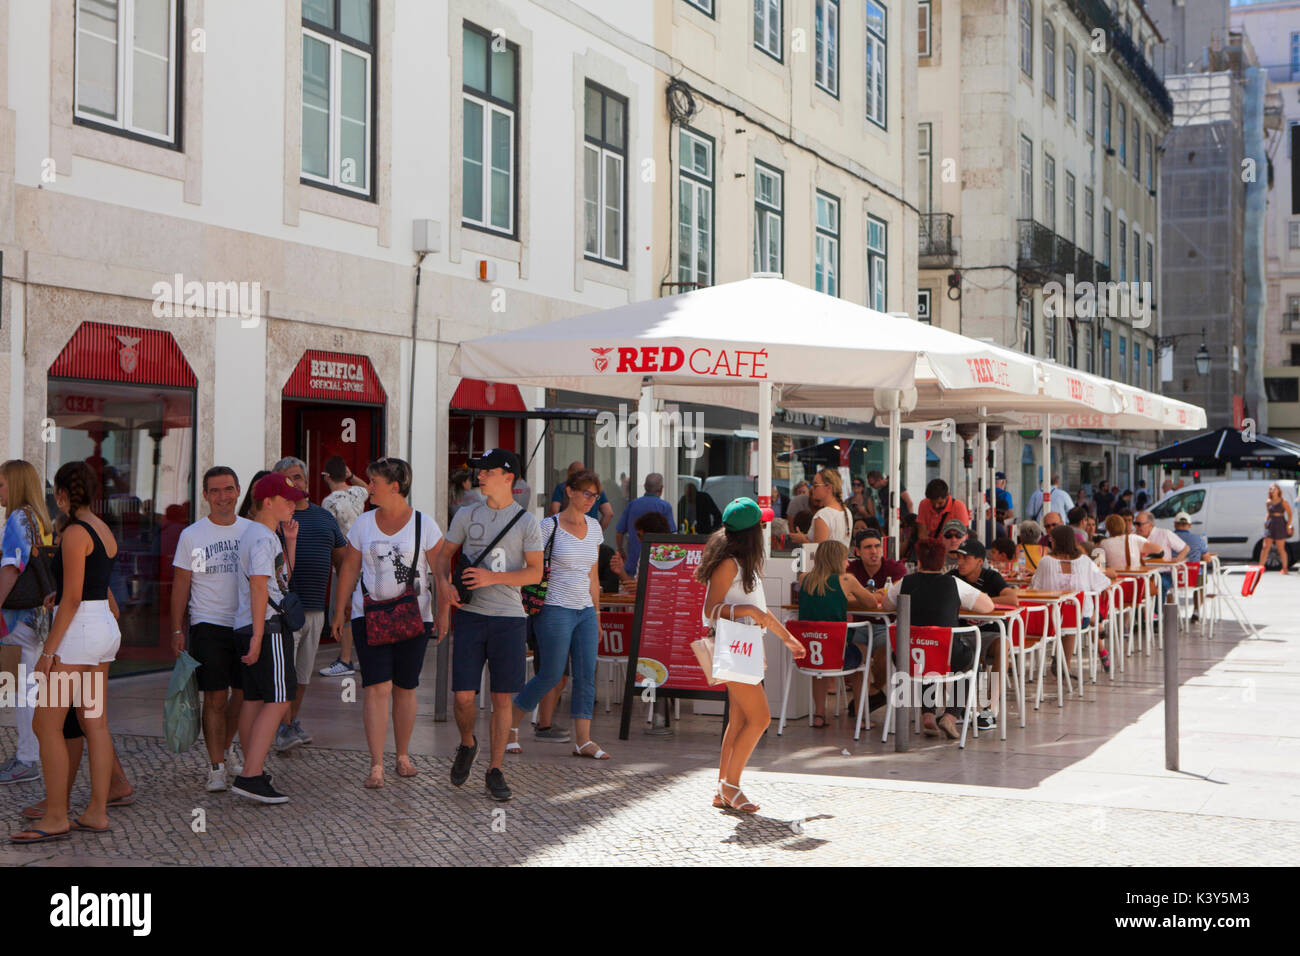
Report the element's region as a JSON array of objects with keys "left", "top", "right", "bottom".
[{"left": 451, "top": 276, "right": 1044, "bottom": 554}]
